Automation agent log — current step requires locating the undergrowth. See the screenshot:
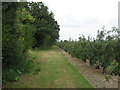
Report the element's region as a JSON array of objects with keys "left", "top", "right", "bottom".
[{"left": 3, "top": 49, "right": 41, "bottom": 85}]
